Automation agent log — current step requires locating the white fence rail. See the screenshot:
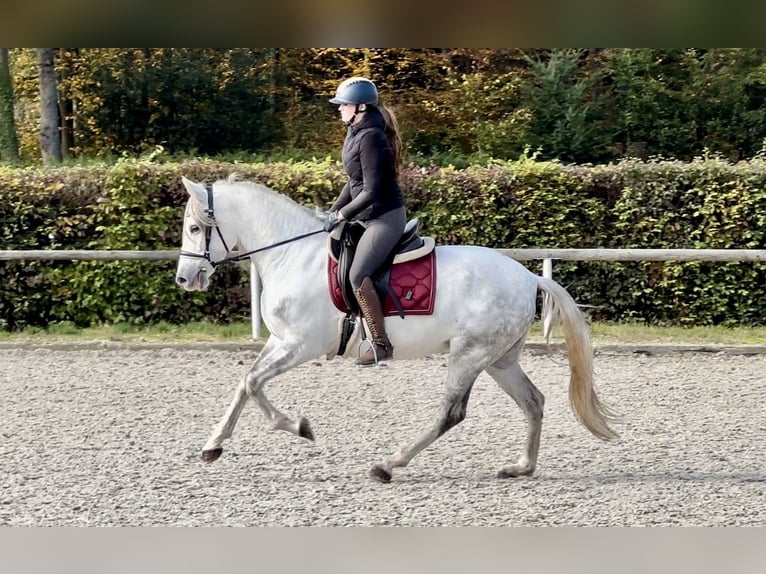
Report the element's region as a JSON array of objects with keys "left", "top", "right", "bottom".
[
  {"left": 0, "top": 250, "right": 179, "bottom": 261},
  {"left": 3, "top": 249, "right": 765, "bottom": 338},
  {"left": 496, "top": 249, "right": 766, "bottom": 262},
  {"left": 4, "top": 248, "right": 766, "bottom": 262}
]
